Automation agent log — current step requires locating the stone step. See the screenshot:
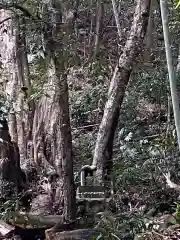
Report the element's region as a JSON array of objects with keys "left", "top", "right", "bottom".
[
  {"left": 77, "top": 186, "right": 105, "bottom": 192},
  {"left": 76, "top": 186, "right": 105, "bottom": 199},
  {"left": 76, "top": 197, "right": 105, "bottom": 200}
]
